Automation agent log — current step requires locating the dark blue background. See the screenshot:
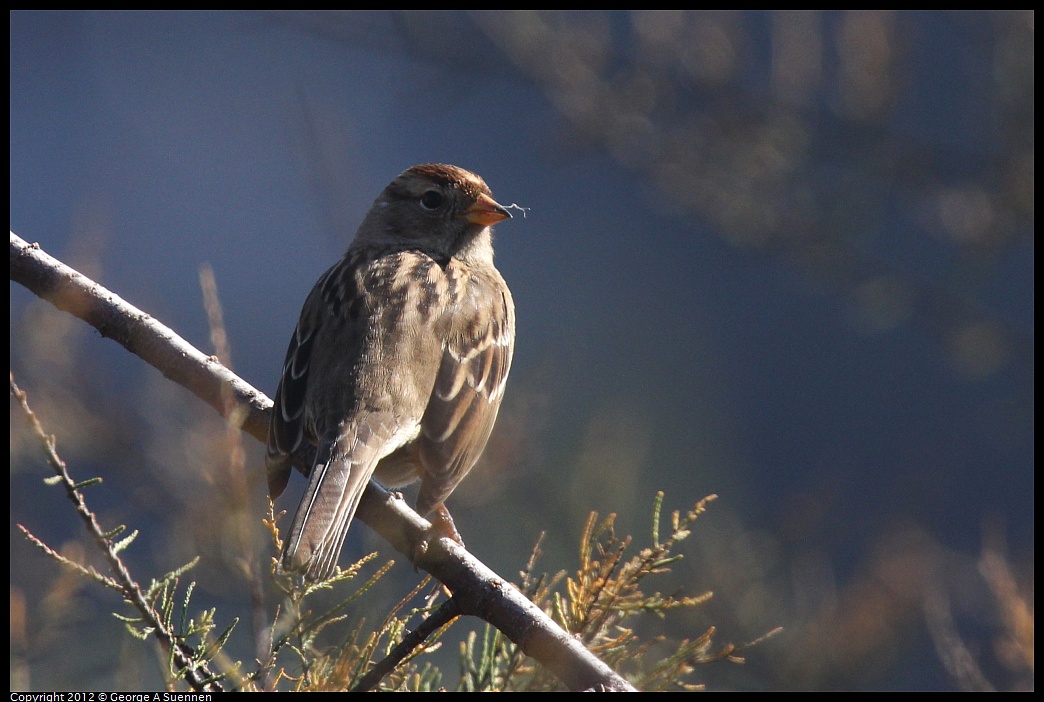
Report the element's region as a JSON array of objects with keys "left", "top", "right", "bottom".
[{"left": 10, "top": 11, "right": 1033, "bottom": 691}]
